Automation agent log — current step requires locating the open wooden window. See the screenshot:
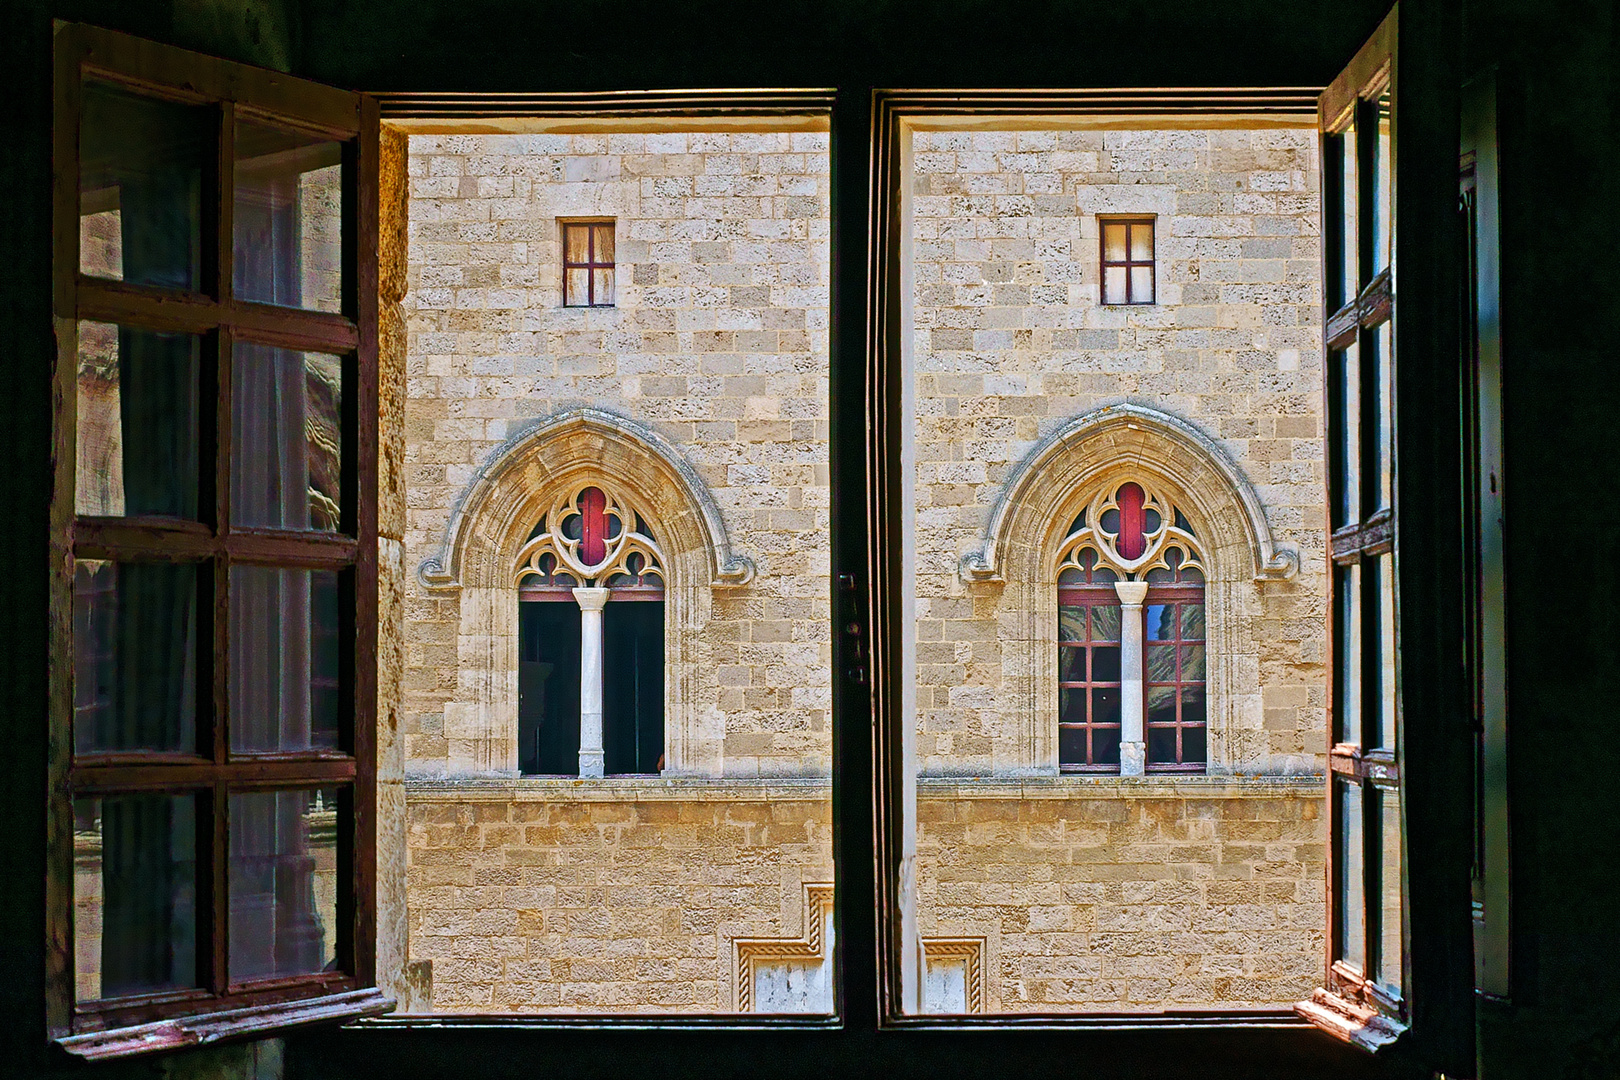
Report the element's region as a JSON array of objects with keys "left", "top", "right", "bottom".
[{"left": 49, "top": 24, "right": 386, "bottom": 1059}]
